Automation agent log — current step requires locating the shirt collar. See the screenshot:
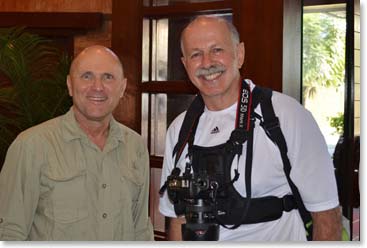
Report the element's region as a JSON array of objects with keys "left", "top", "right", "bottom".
[{"left": 62, "top": 107, "right": 125, "bottom": 144}]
